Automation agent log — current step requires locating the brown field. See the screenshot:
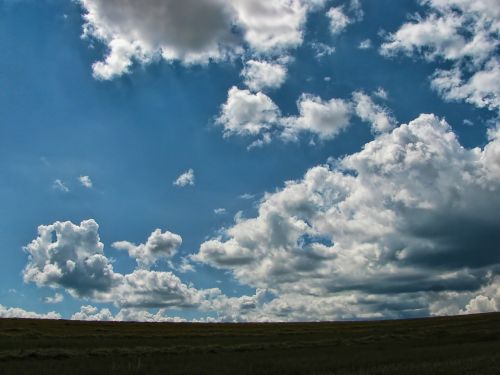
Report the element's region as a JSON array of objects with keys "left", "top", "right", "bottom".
[{"left": 1, "top": 312, "right": 499, "bottom": 374}]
